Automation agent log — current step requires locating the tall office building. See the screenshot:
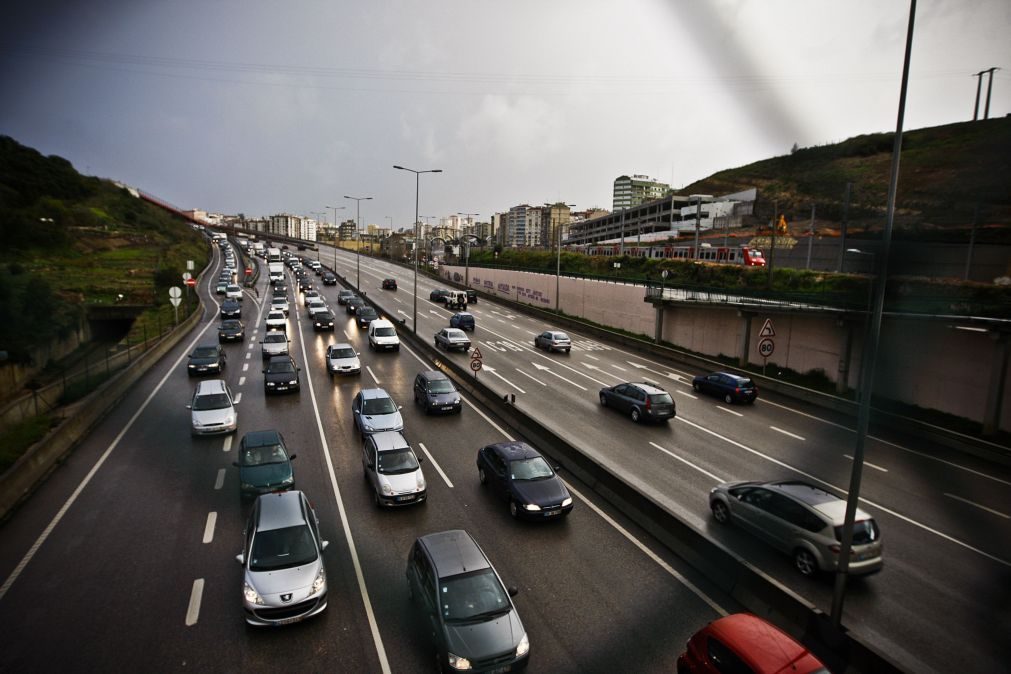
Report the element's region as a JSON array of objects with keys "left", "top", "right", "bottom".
[{"left": 613, "top": 175, "right": 671, "bottom": 210}]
